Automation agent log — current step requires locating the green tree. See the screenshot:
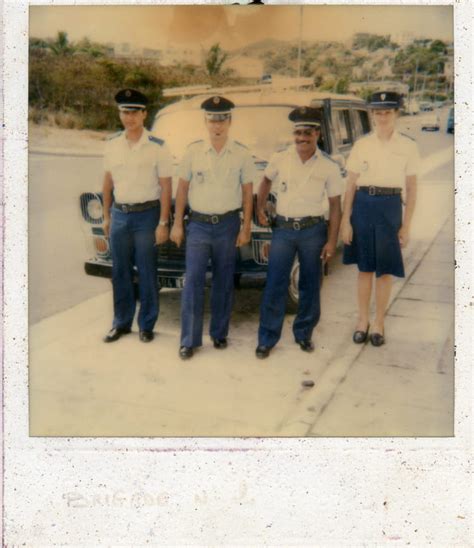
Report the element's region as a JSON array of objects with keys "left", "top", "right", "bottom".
[
  {"left": 49, "top": 31, "right": 74, "bottom": 56},
  {"left": 205, "top": 43, "right": 228, "bottom": 78}
]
